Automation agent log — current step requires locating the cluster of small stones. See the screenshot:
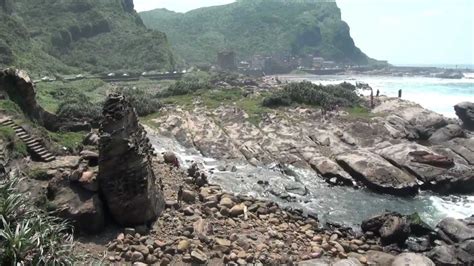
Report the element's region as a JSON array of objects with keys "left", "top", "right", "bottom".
[{"left": 105, "top": 162, "right": 387, "bottom": 265}]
